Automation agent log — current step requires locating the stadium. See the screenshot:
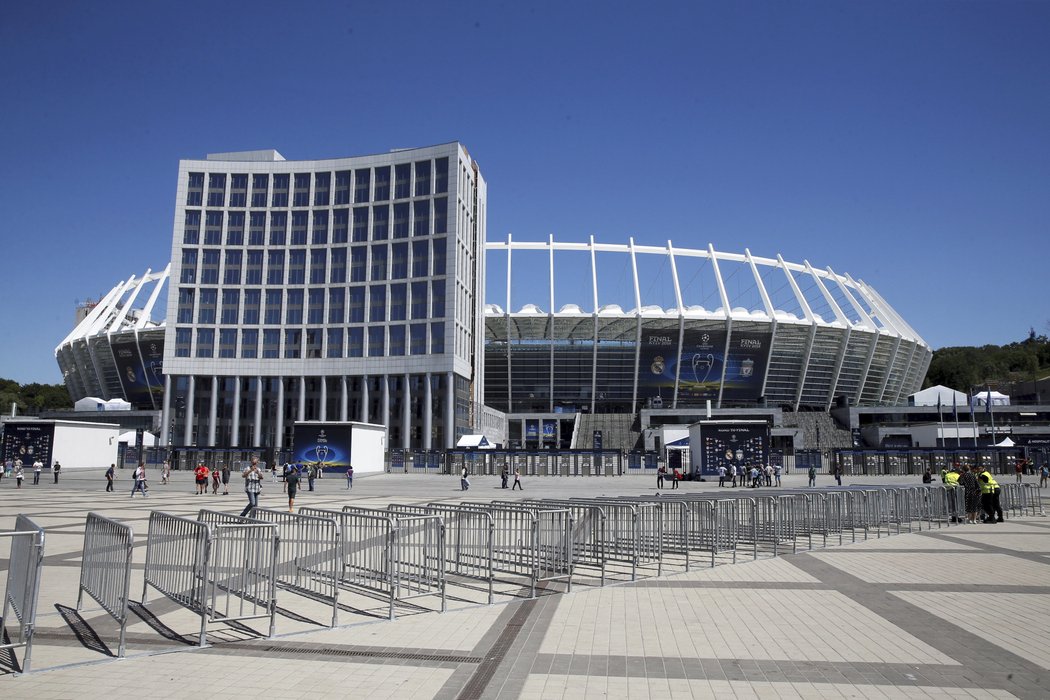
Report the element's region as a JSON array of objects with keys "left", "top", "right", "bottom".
[{"left": 53, "top": 143, "right": 931, "bottom": 453}]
